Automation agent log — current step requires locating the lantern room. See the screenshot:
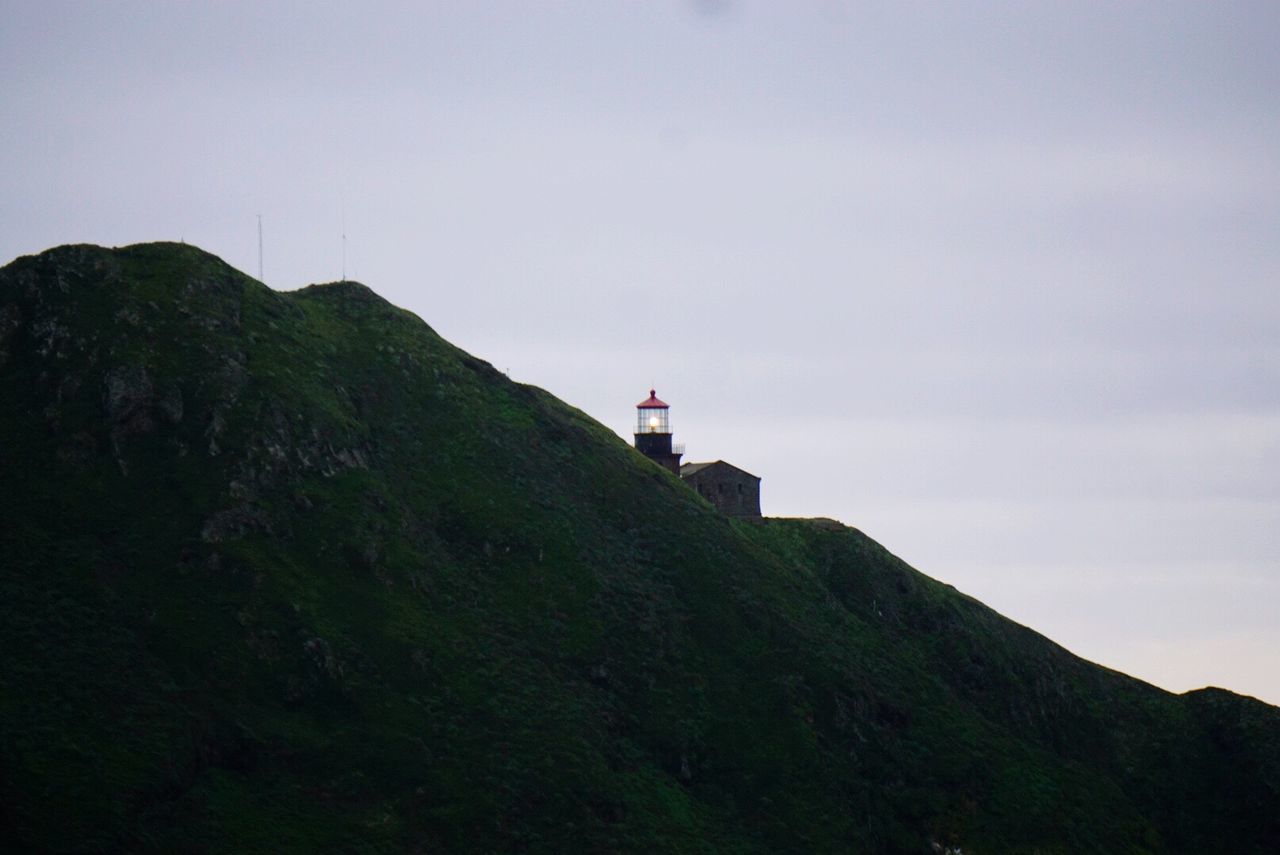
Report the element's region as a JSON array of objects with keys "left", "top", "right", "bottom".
[
  {"left": 634, "top": 389, "right": 682, "bottom": 474},
  {"left": 636, "top": 389, "right": 670, "bottom": 434}
]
